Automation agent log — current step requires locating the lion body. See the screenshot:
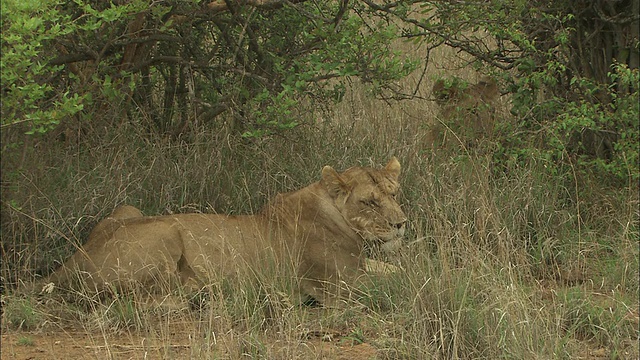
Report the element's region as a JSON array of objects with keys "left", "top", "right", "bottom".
[{"left": 46, "top": 159, "right": 406, "bottom": 304}]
